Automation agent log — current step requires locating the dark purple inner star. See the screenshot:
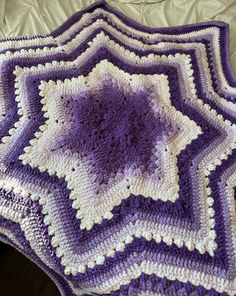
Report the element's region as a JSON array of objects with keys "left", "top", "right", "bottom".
[{"left": 52, "top": 80, "right": 175, "bottom": 187}]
